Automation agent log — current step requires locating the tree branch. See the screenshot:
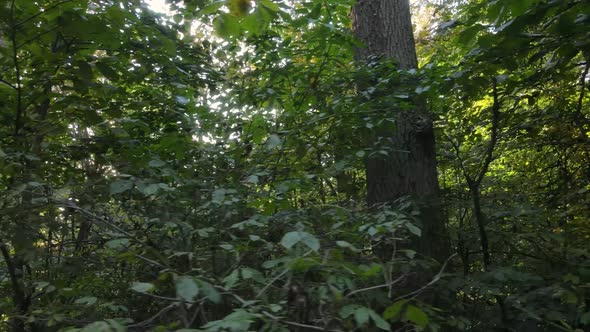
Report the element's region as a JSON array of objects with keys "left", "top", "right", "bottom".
[
  {"left": 392, "top": 253, "right": 457, "bottom": 302},
  {"left": 474, "top": 77, "right": 501, "bottom": 187},
  {"left": 10, "top": 0, "right": 23, "bottom": 135},
  {"left": 15, "top": 0, "right": 74, "bottom": 28}
]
